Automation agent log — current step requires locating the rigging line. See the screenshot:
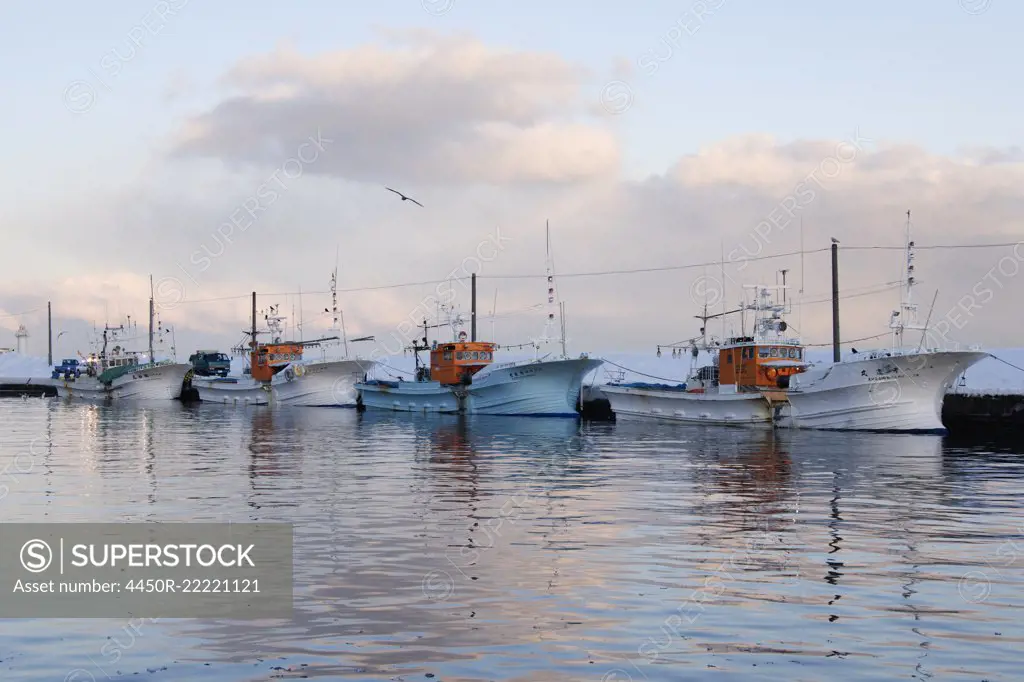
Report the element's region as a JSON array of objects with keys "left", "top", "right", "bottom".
[
  {"left": 601, "top": 359, "right": 686, "bottom": 384},
  {"left": 163, "top": 249, "right": 835, "bottom": 305},
  {"left": 376, "top": 361, "right": 414, "bottom": 377},
  {"left": 498, "top": 341, "right": 542, "bottom": 350},
  {"left": 843, "top": 242, "right": 1023, "bottom": 251},
  {"left": 168, "top": 240, "right": 1016, "bottom": 305},
  {"left": 271, "top": 249, "right": 832, "bottom": 296},
  {"left": 657, "top": 282, "right": 902, "bottom": 348},
  {"left": 991, "top": 355, "right": 1024, "bottom": 375},
  {"left": 0, "top": 307, "right": 42, "bottom": 319},
  {"left": 799, "top": 283, "right": 902, "bottom": 305},
  {"left": 803, "top": 332, "right": 890, "bottom": 347},
  {"left": 478, "top": 247, "right": 830, "bottom": 280}
]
